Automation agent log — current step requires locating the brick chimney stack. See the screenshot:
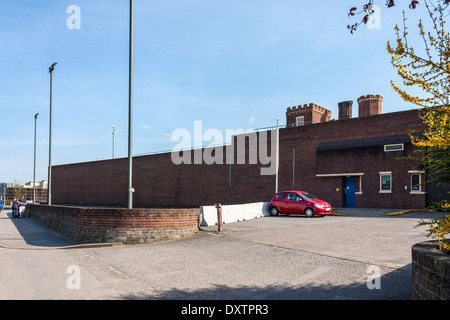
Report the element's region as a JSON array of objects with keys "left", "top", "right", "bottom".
[
  {"left": 338, "top": 101, "right": 353, "bottom": 120},
  {"left": 357, "top": 94, "right": 383, "bottom": 117}
]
